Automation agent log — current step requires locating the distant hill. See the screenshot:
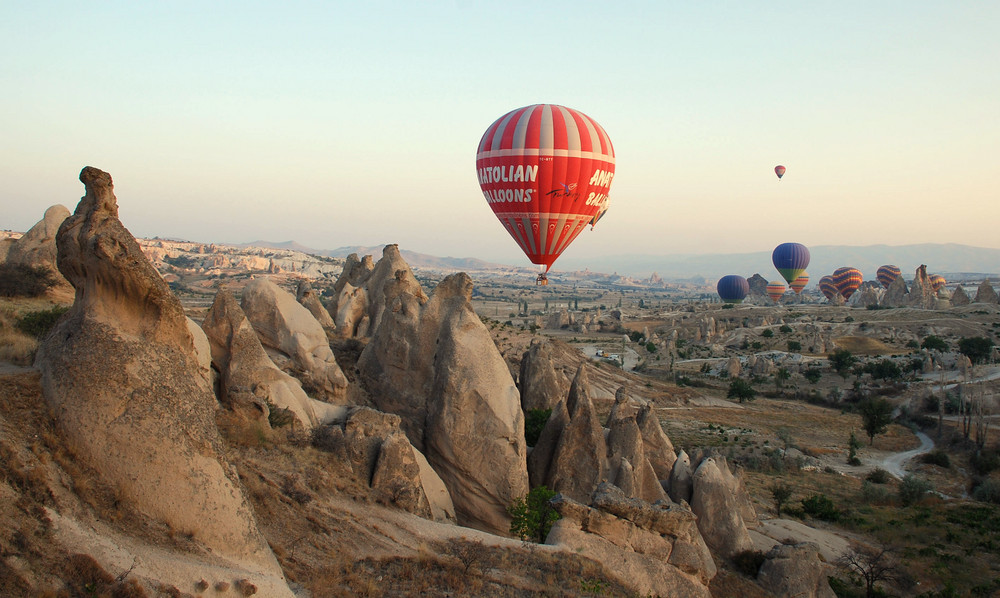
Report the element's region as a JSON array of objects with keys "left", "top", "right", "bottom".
[{"left": 241, "top": 241, "right": 510, "bottom": 272}]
